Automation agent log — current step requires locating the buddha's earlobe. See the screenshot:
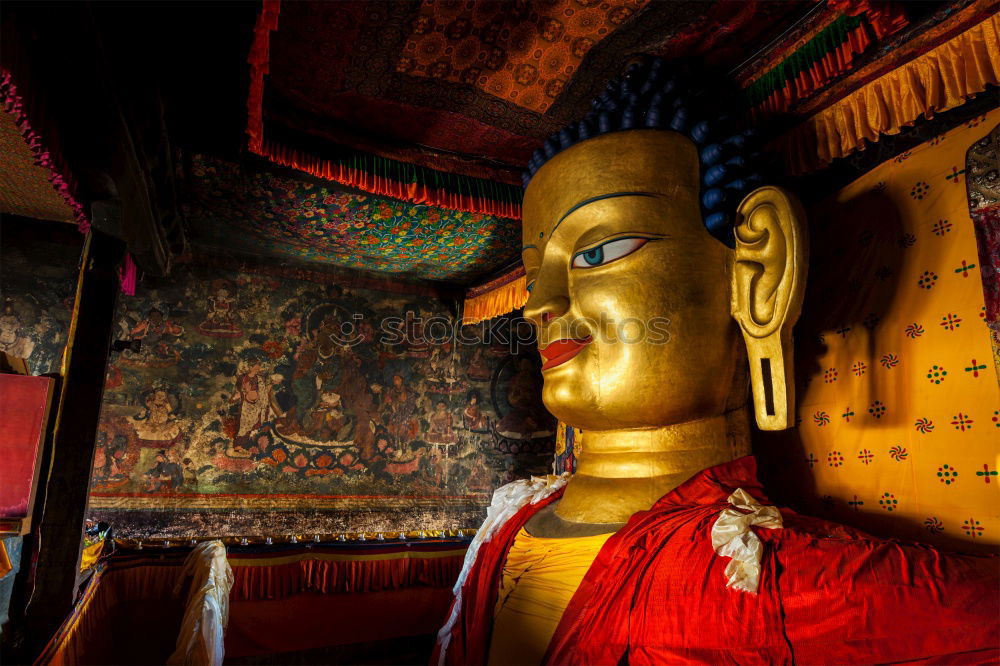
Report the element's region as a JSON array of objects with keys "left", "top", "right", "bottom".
[{"left": 730, "top": 186, "right": 808, "bottom": 430}]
